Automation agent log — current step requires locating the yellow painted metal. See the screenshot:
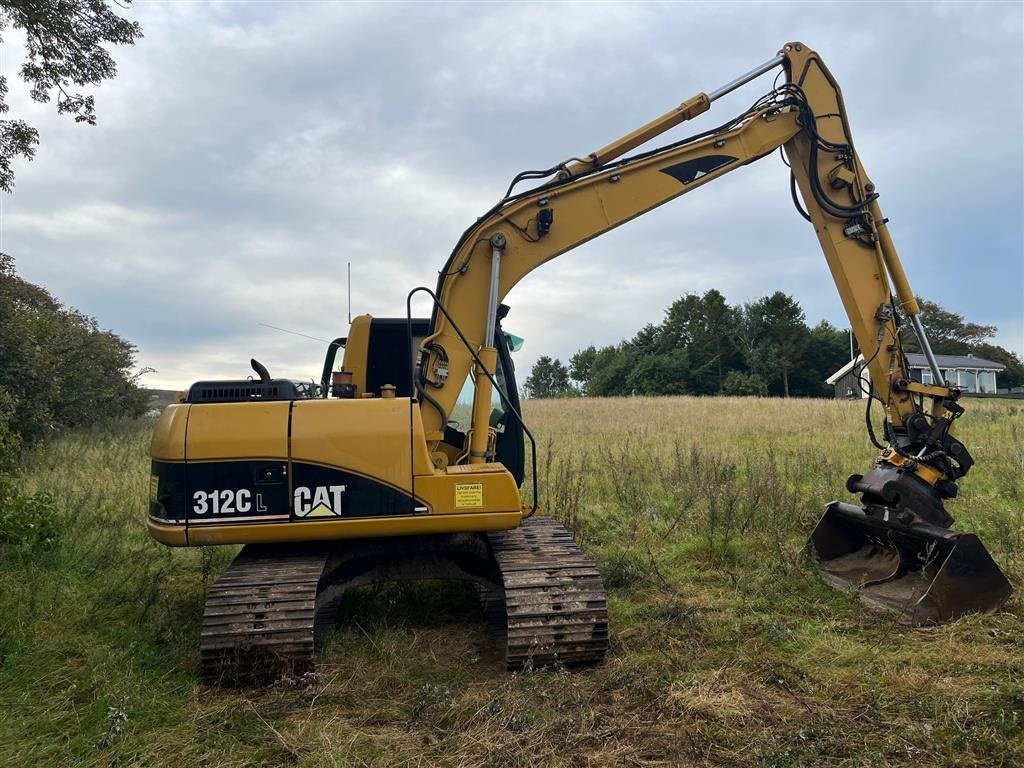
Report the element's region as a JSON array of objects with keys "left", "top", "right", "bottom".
[
  {"left": 414, "top": 466, "right": 521, "bottom": 516},
  {"left": 563, "top": 92, "right": 711, "bottom": 176},
  {"left": 150, "top": 404, "right": 189, "bottom": 461},
  {"left": 418, "top": 40, "right": 960, "bottom": 460},
  {"left": 148, "top": 510, "right": 524, "bottom": 547},
  {"left": 149, "top": 41, "right": 968, "bottom": 553},
  {"left": 187, "top": 401, "right": 290, "bottom": 460},
  {"left": 883, "top": 449, "right": 944, "bottom": 487},
  {"left": 291, "top": 397, "right": 434, "bottom": 491},
  {"left": 149, "top": 393, "right": 524, "bottom": 543},
  {"left": 779, "top": 42, "right": 923, "bottom": 428},
  {"left": 468, "top": 346, "right": 498, "bottom": 463},
  {"left": 147, "top": 518, "right": 188, "bottom": 546},
  {"left": 904, "top": 381, "right": 955, "bottom": 399},
  {"left": 341, "top": 313, "right": 373, "bottom": 397},
  {"left": 869, "top": 199, "right": 919, "bottom": 316}
]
